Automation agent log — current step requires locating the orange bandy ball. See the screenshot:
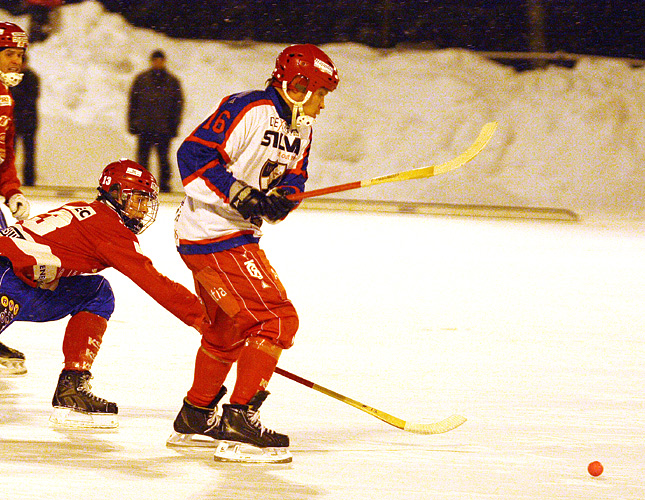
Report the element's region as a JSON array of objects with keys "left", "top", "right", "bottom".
[{"left": 588, "top": 461, "right": 604, "bottom": 477}]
